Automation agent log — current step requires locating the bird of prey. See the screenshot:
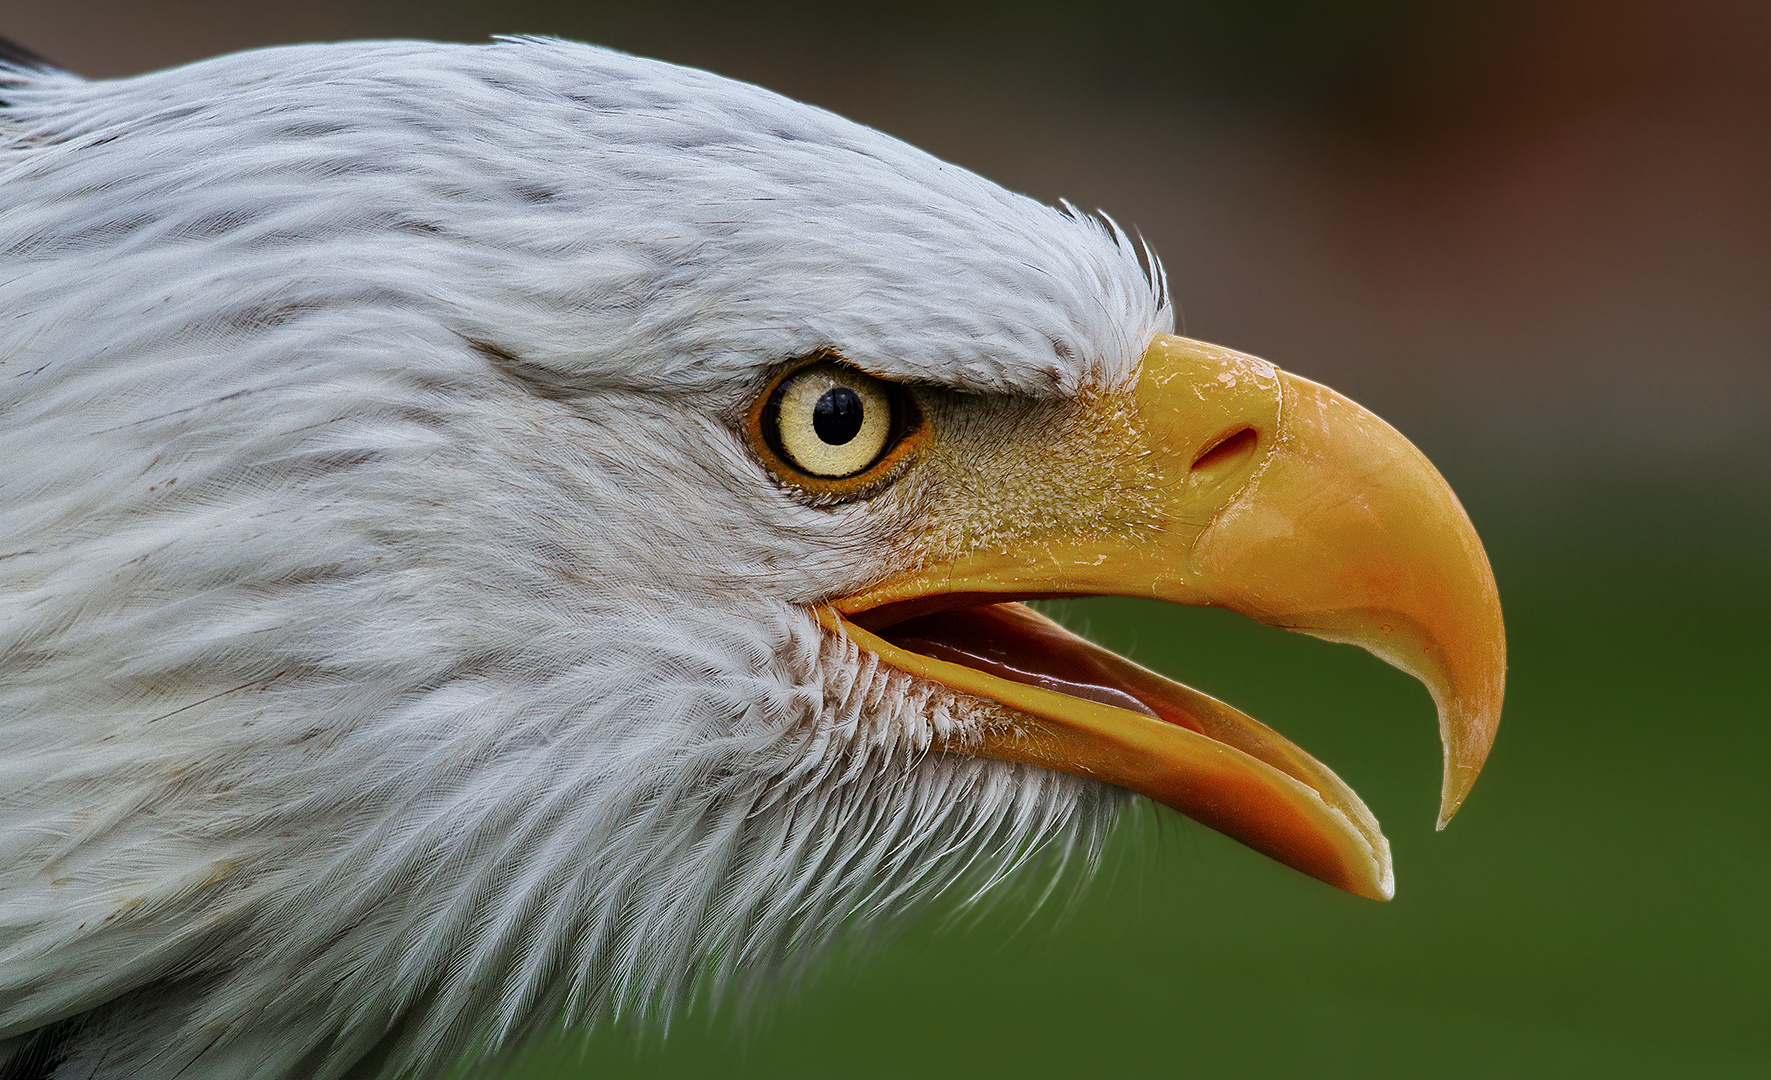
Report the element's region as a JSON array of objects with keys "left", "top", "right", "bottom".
[{"left": 0, "top": 37, "right": 1504, "bottom": 1080}]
